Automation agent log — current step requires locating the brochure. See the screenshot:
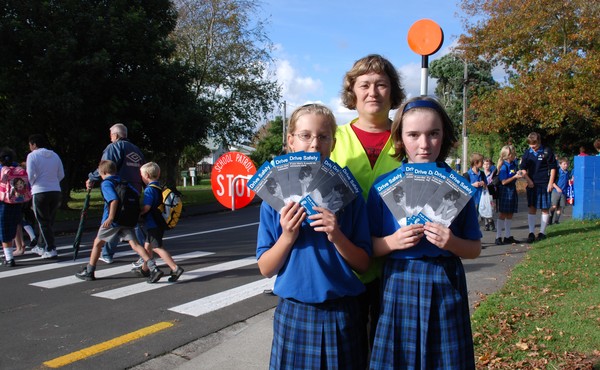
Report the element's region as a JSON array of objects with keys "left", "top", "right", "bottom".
[
  {"left": 287, "top": 151, "right": 321, "bottom": 202},
  {"left": 374, "top": 168, "right": 409, "bottom": 225},
  {"left": 246, "top": 161, "right": 286, "bottom": 212}
]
